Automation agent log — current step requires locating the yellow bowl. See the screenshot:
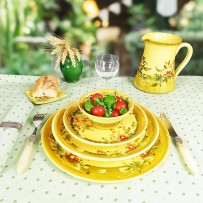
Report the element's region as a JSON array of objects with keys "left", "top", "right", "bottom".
[{"left": 78, "top": 89, "right": 134, "bottom": 124}]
